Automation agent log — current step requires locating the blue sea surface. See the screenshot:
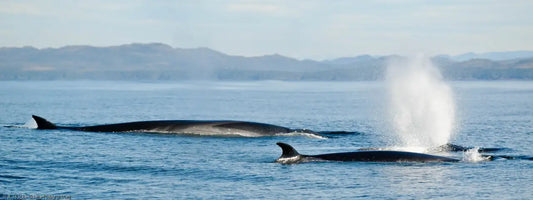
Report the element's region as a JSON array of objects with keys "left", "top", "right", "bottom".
[{"left": 1, "top": 81, "right": 532, "bottom": 199}]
